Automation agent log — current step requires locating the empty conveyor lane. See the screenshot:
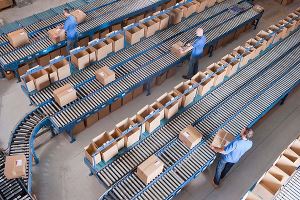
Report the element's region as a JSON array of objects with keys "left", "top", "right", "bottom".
[
  {"left": 98, "top": 27, "right": 300, "bottom": 200},
  {"left": 29, "top": 0, "right": 245, "bottom": 106}
]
